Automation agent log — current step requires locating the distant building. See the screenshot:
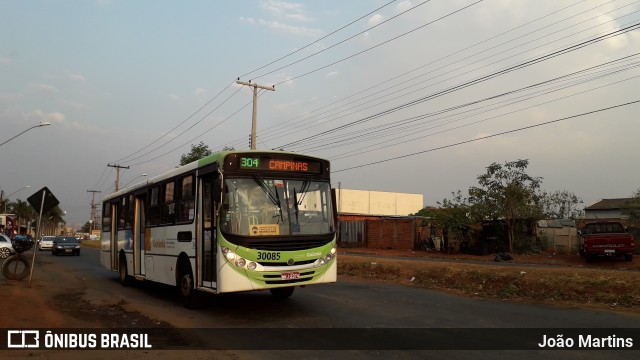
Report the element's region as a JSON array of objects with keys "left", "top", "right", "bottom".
[
  {"left": 333, "top": 189, "right": 425, "bottom": 250},
  {"left": 584, "top": 198, "right": 635, "bottom": 224},
  {"left": 334, "top": 189, "right": 423, "bottom": 216}
]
